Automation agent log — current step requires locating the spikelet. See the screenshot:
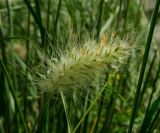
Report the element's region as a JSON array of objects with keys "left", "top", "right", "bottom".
[{"left": 37, "top": 33, "right": 134, "bottom": 95}]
